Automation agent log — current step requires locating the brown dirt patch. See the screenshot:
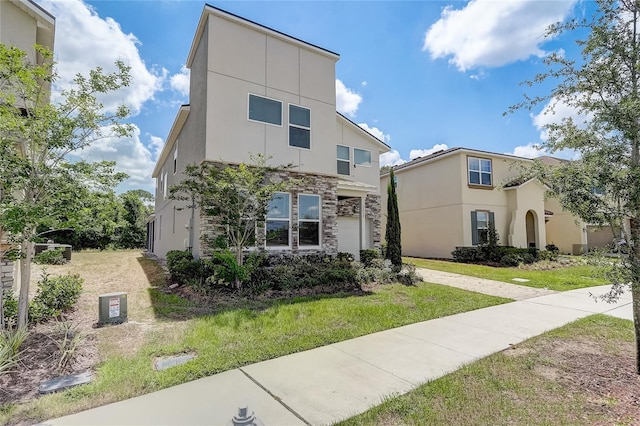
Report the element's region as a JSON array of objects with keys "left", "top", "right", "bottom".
[{"left": 530, "top": 338, "right": 640, "bottom": 425}]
